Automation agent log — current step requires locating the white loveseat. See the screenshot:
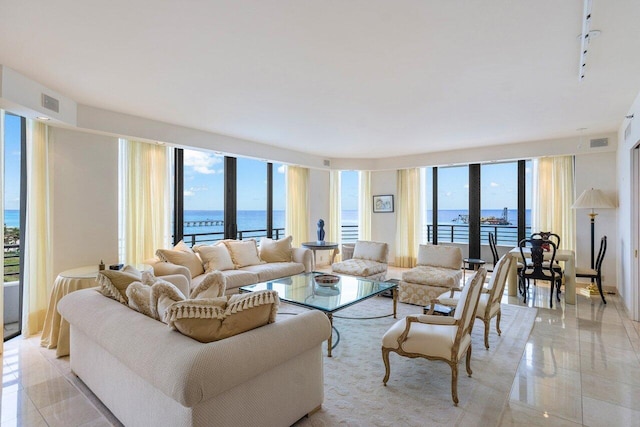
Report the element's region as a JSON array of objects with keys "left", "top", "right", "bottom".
[
  {"left": 58, "top": 287, "right": 331, "bottom": 427},
  {"left": 150, "top": 237, "right": 313, "bottom": 295}
]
